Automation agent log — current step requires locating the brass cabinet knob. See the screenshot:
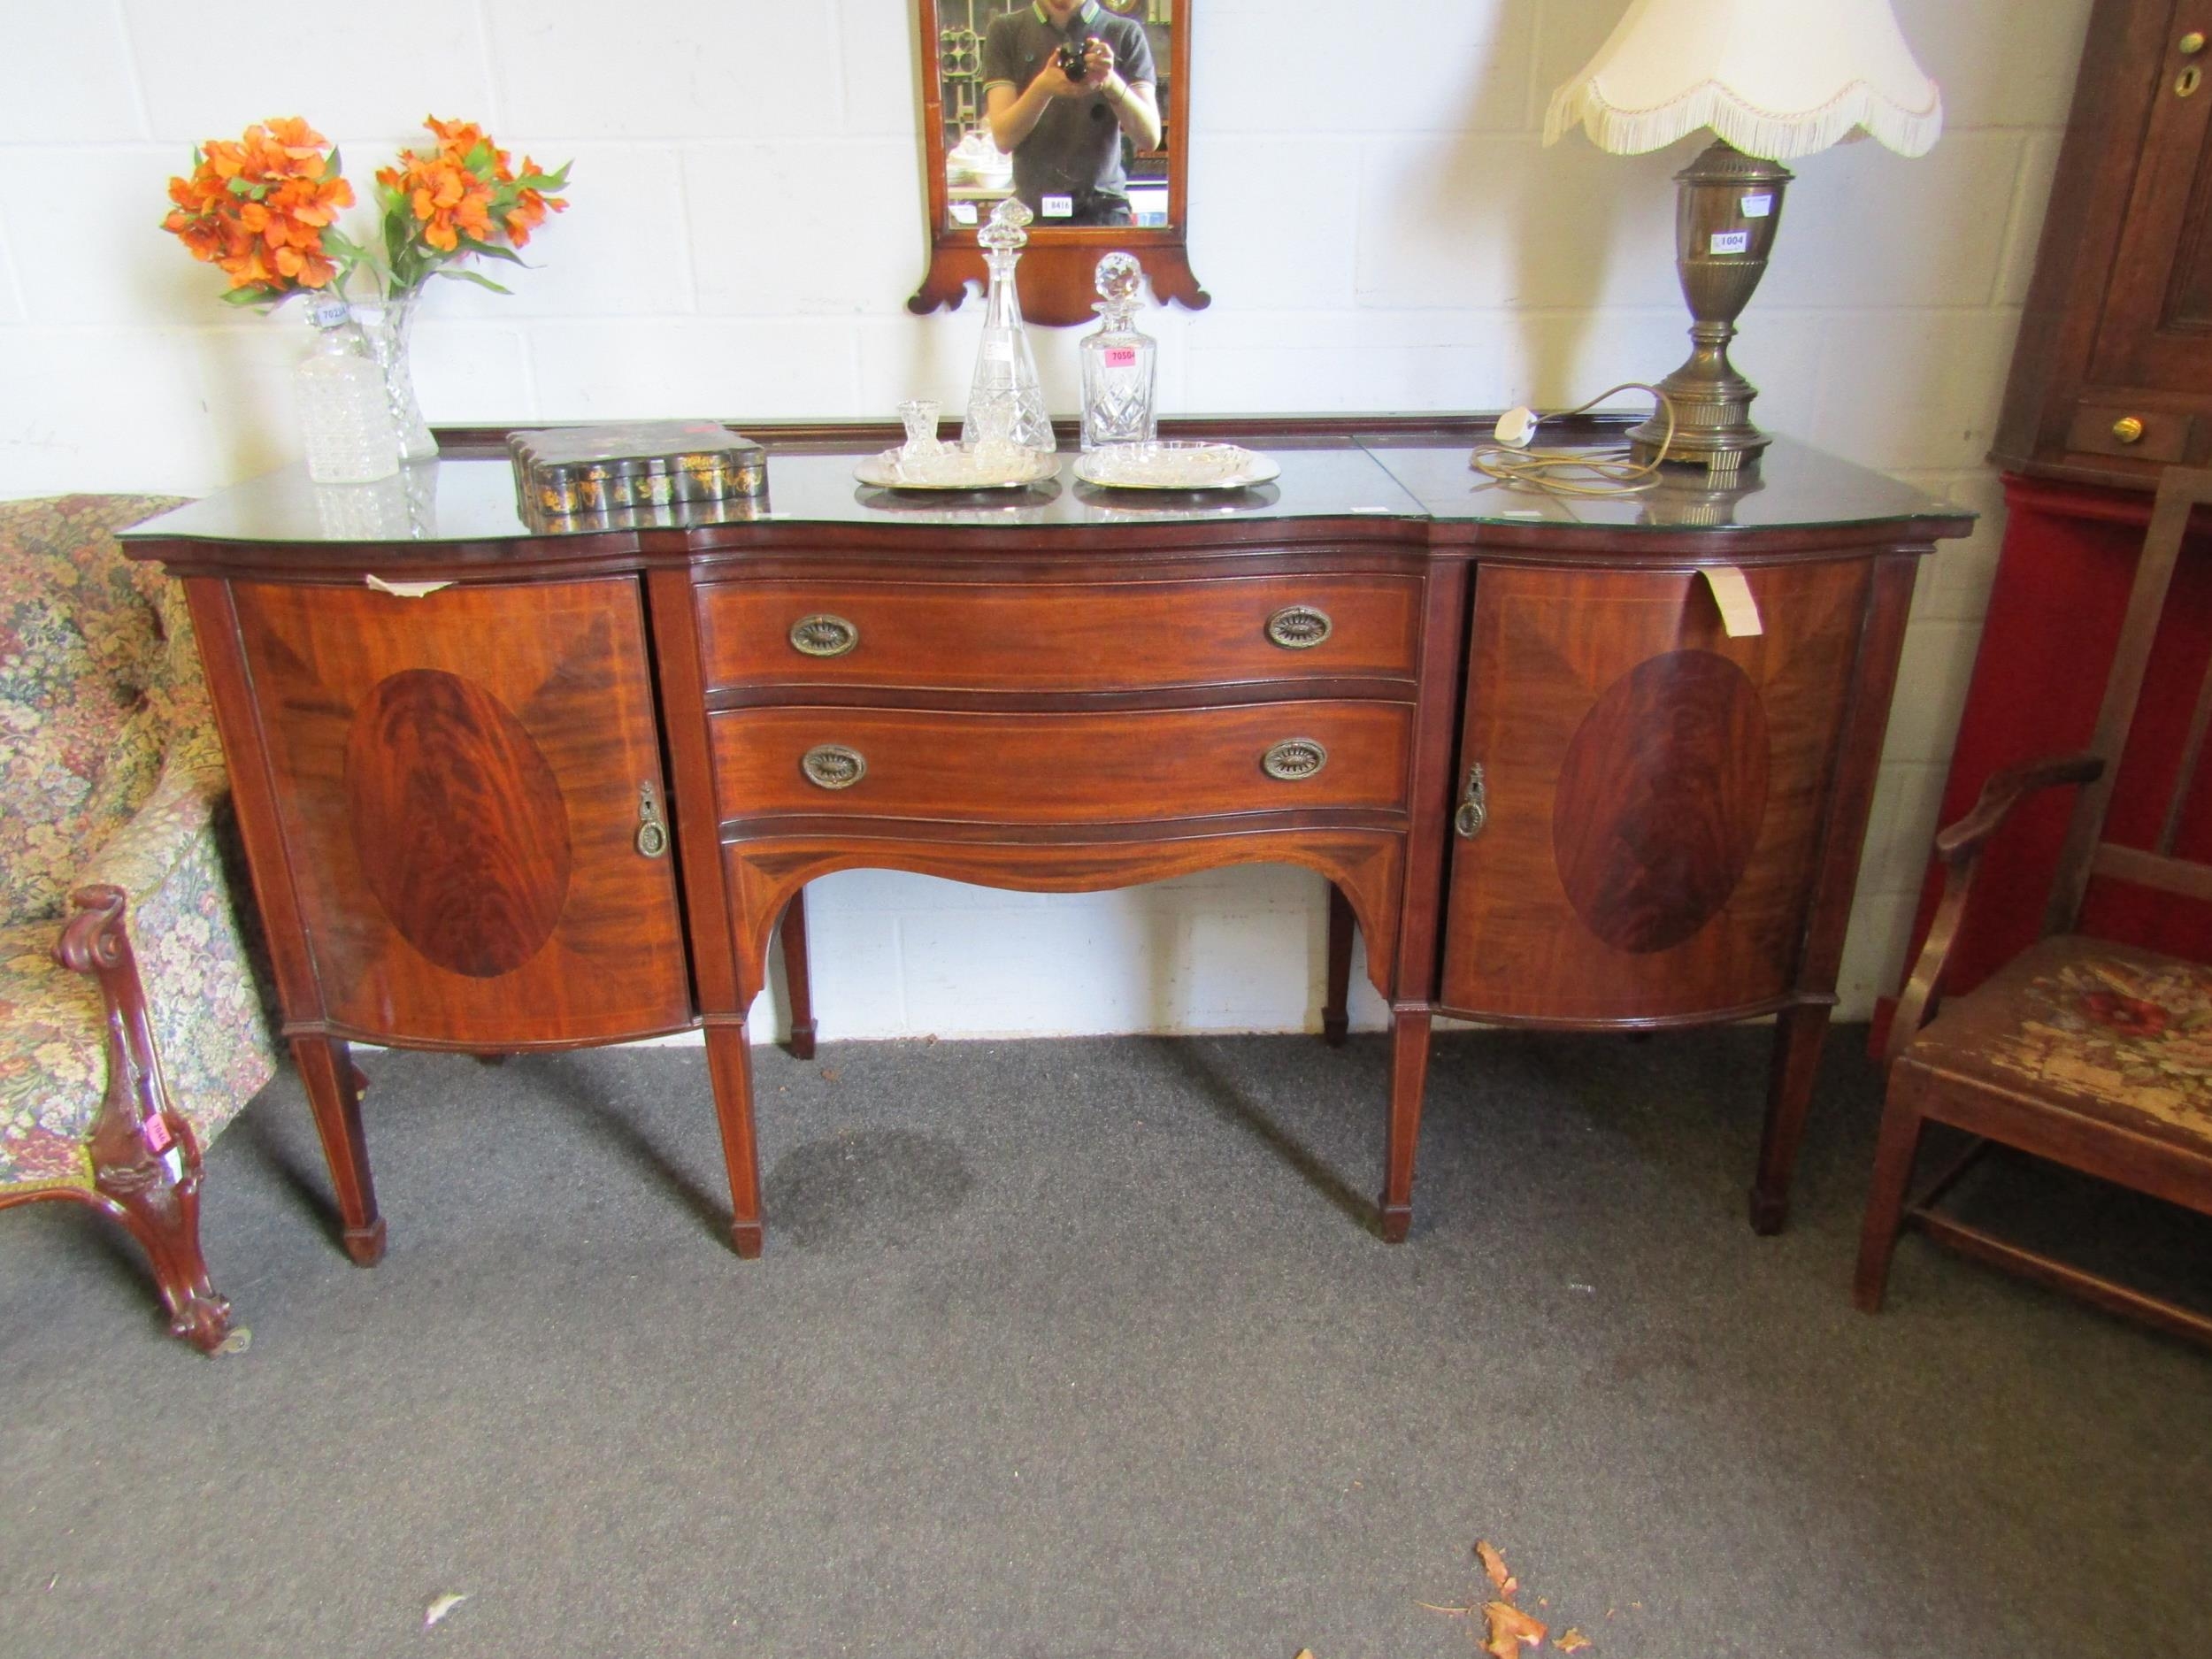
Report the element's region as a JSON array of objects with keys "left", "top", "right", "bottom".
[
  {"left": 789, "top": 614, "right": 859, "bottom": 657},
  {"left": 2112, "top": 416, "right": 2147, "bottom": 444},
  {"left": 1261, "top": 738, "right": 1327, "bottom": 780},
  {"left": 800, "top": 745, "right": 867, "bottom": 789},
  {"left": 2182, "top": 30, "right": 2206, "bottom": 53},
  {"left": 1264, "top": 604, "right": 1333, "bottom": 649}
]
